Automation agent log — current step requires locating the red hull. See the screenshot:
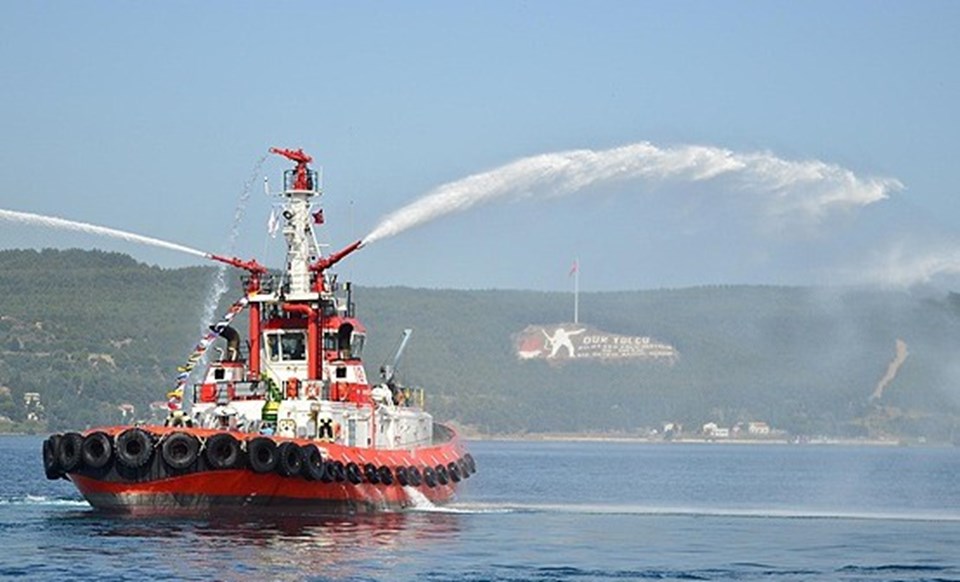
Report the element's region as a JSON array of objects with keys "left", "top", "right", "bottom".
[{"left": 55, "top": 423, "right": 473, "bottom": 514}]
